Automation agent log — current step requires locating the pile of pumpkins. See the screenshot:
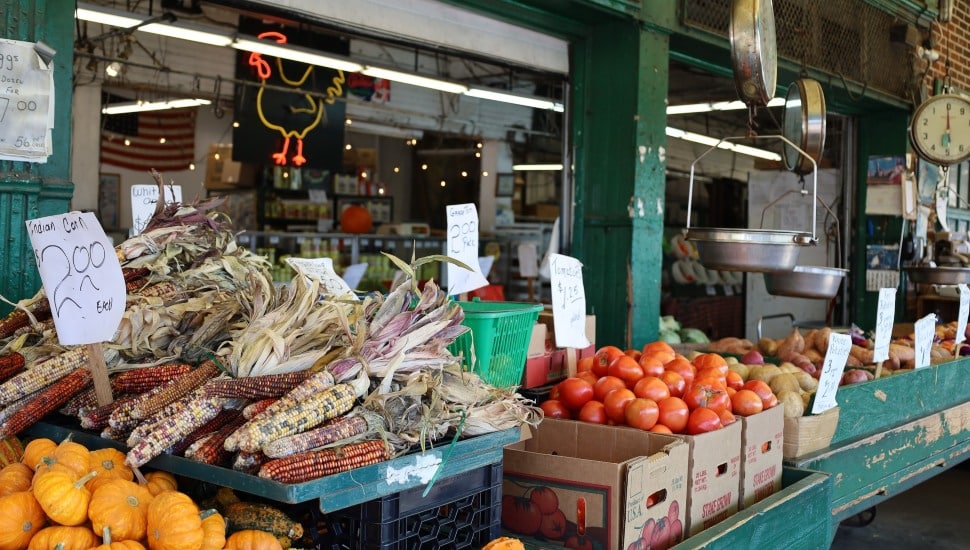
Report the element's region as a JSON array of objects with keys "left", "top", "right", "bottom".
[{"left": 0, "top": 436, "right": 283, "bottom": 550}]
